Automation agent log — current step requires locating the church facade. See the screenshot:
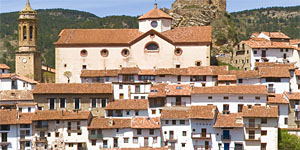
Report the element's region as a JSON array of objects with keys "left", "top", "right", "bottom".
[{"left": 54, "top": 4, "right": 212, "bottom": 83}]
